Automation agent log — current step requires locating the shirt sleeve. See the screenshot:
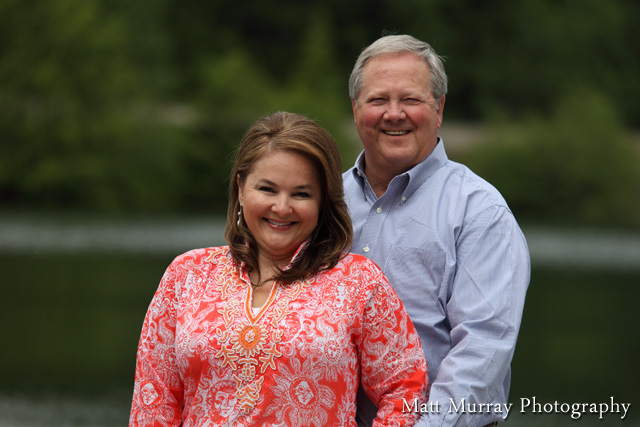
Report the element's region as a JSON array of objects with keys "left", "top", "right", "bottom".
[
  {"left": 357, "top": 265, "right": 429, "bottom": 427},
  {"left": 415, "top": 206, "right": 530, "bottom": 426},
  {"left": 130, "top": 259, "right": 184, "bottom": 427}
]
